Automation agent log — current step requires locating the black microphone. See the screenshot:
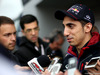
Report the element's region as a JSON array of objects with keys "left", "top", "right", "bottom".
[
  {"left": 27, "top": 55, "right": 51, "bottom": 75},
  {"left": 37, "top": 55, "right": 51, "bottom": 68}
]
